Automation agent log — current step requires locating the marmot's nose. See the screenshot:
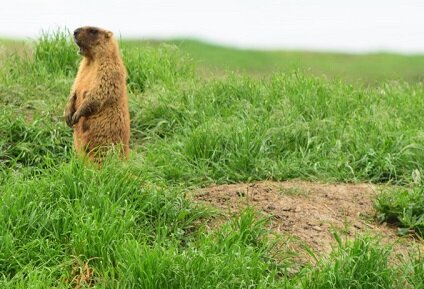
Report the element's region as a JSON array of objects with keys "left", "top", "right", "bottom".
[{"left": 74, "top": 28, "right": 82, "bottom": 37}]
